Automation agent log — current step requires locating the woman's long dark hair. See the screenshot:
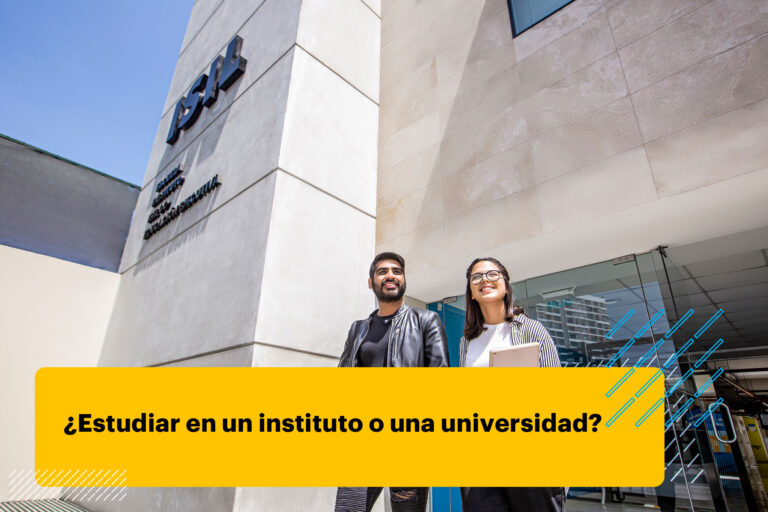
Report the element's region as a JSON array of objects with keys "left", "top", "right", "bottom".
[{"left": 463, "top": 257, "right": 524, "bottom": 340}]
